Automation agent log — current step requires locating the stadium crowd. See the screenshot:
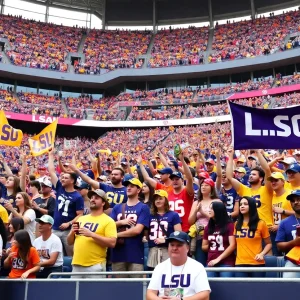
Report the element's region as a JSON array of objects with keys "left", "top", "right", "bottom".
[
  {"left": 209, "top": 10, "right": 300, "bottom": 63},
  {"left": 0, "top": 10, "right": 299, "bottom": 74},
  {"left": 82, "top": 29, "right": 152, "bottom": 72},
  {"left": 0, "top": 15, "right": 82, "bottom": 71},
  {"left": 149, "top": 26, "right": 208, "bottom": 68},
  {"left": 0, "top": 116, "right": 300, "bottom": 279}
]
